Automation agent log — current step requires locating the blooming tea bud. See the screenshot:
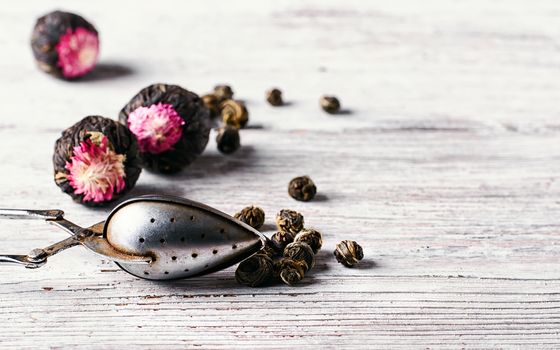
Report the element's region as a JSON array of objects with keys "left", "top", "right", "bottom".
[
  {"left": 334, "top": 240, "right": 364, "bottom": 267},
  {"left": 53, "top": 116, "right": 141, "bottom": 206},
  {"left": 266, "top": 88, "right": 283, "bottom": 106},
  {"left": 235, "top": 253, "right": 273, "bottom": 287},
  {"left": 276, "top": 209, "right": 304, "bottom": 234},
  {"left": 214, "top": 85, "right": 234, "bottom": 101},
  {"left": 216, "top": 126, "right": 241, "bottom": 155},
  {"left": 294, "top": 228, "right": 323, "bottom": 254},
  {"left": 275, "top": 258, "right": 307, "bottom": 286},
  {"left": 288, "top": 175, "right": 317, "bottom": 201},
  {"left": 320, "top": 95, "right": 341, "bottom": 114},
  {"left": 234, "top": 205, "right": 265, "bottom": 230},
  {"left": 221, "top": 100, "right": 249, "bottom": 129},
  {"left": 270, "top": 231, "right": 295, "bottom": 252},
  {"left": 119, "top": 83, "right": 210, "bottom": 173},
  {"left": 31, "top": 11, "right": 99, "bottom": 79},
  {"left": 284, "top": 242, "right": 315, "bottom": 271}
]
